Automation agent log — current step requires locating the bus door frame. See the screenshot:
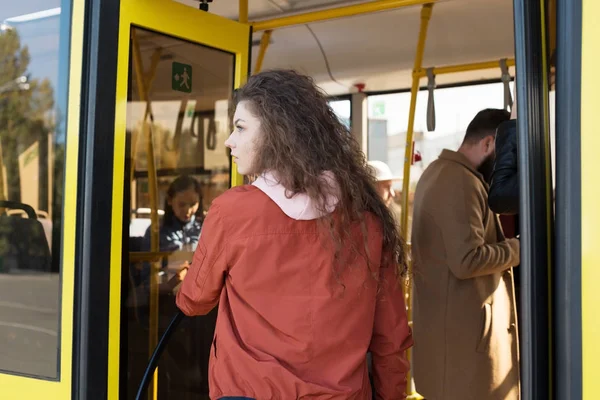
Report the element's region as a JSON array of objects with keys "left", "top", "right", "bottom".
[{"left": 73, "top": 0, "right": 250, "bottom": 398}]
